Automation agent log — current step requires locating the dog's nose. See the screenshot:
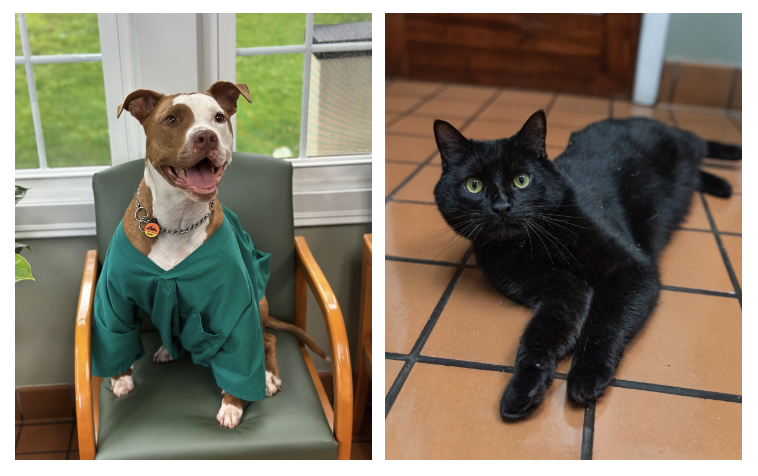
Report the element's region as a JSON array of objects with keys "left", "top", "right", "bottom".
[{"left": 194, "top": 130, "right": 218, "bottom": 150}]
